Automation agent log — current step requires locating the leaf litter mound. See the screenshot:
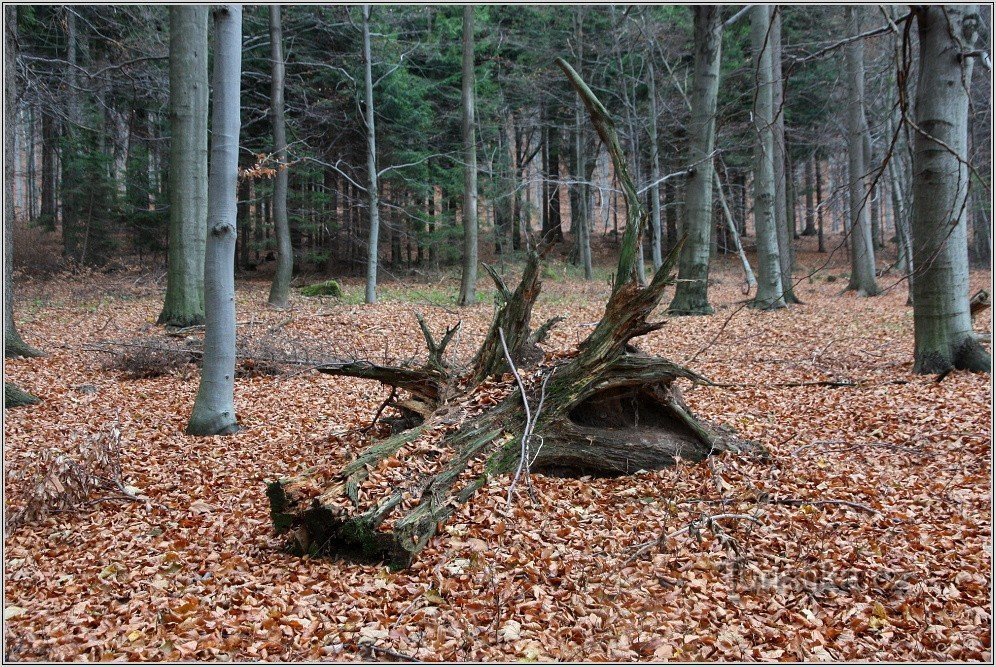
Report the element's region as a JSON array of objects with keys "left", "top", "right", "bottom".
[{"left": 3, "top": 250, "right": 991, "bottom": 661}]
